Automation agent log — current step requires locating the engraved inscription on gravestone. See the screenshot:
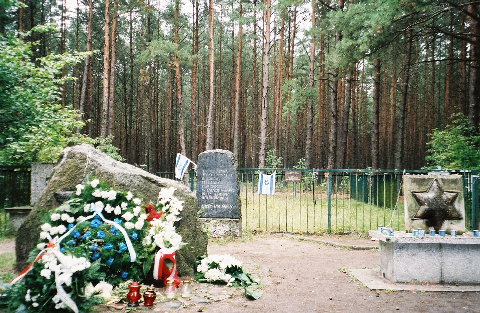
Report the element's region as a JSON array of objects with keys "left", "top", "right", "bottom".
[{"left": 197, "top": 150, "right": 240, "bottom": 219}]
